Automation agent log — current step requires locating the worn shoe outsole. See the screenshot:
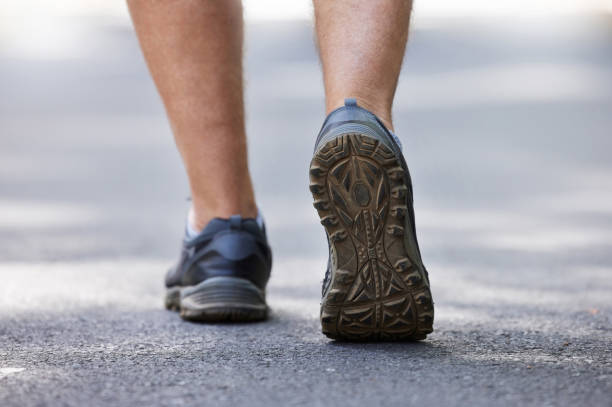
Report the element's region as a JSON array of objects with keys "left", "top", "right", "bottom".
[
  {"left": 165, "top": 277, "right": 268, "bottom": 322},
  {"left": 310, "top": 133, "right": 434, "bottom": 341}
]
